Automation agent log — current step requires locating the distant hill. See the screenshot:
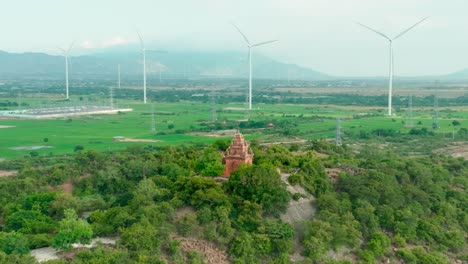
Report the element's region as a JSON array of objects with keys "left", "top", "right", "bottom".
[
  {"left": 0, "top": 50, "right": 329, "bottom": 80},
  {"left": 444, "top": 68, "right": 468, "bottom": 80}
]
